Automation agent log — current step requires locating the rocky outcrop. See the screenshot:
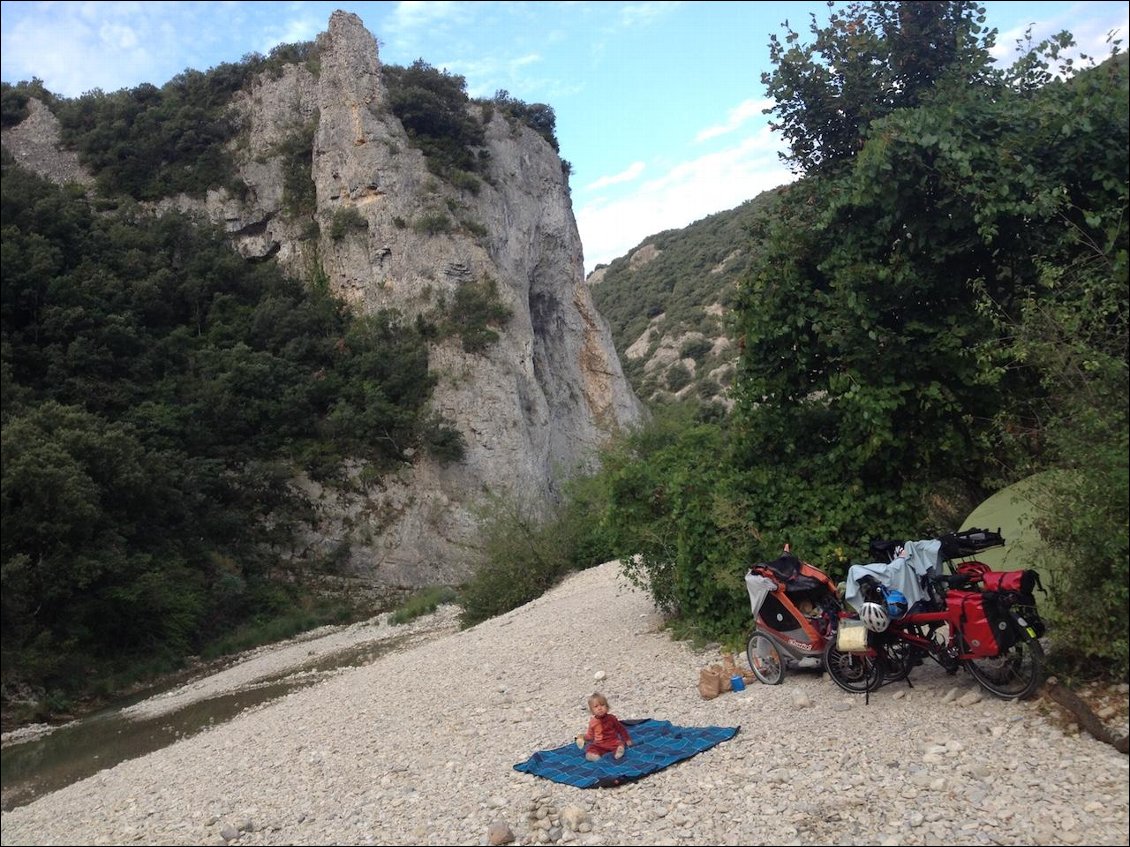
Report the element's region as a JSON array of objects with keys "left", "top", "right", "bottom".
[
  {"left": 0, "top": 98, "right": 91, "bottom": 187},
  {"left": 1, "top": 10, "right": 644, "bottom": 588}
]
